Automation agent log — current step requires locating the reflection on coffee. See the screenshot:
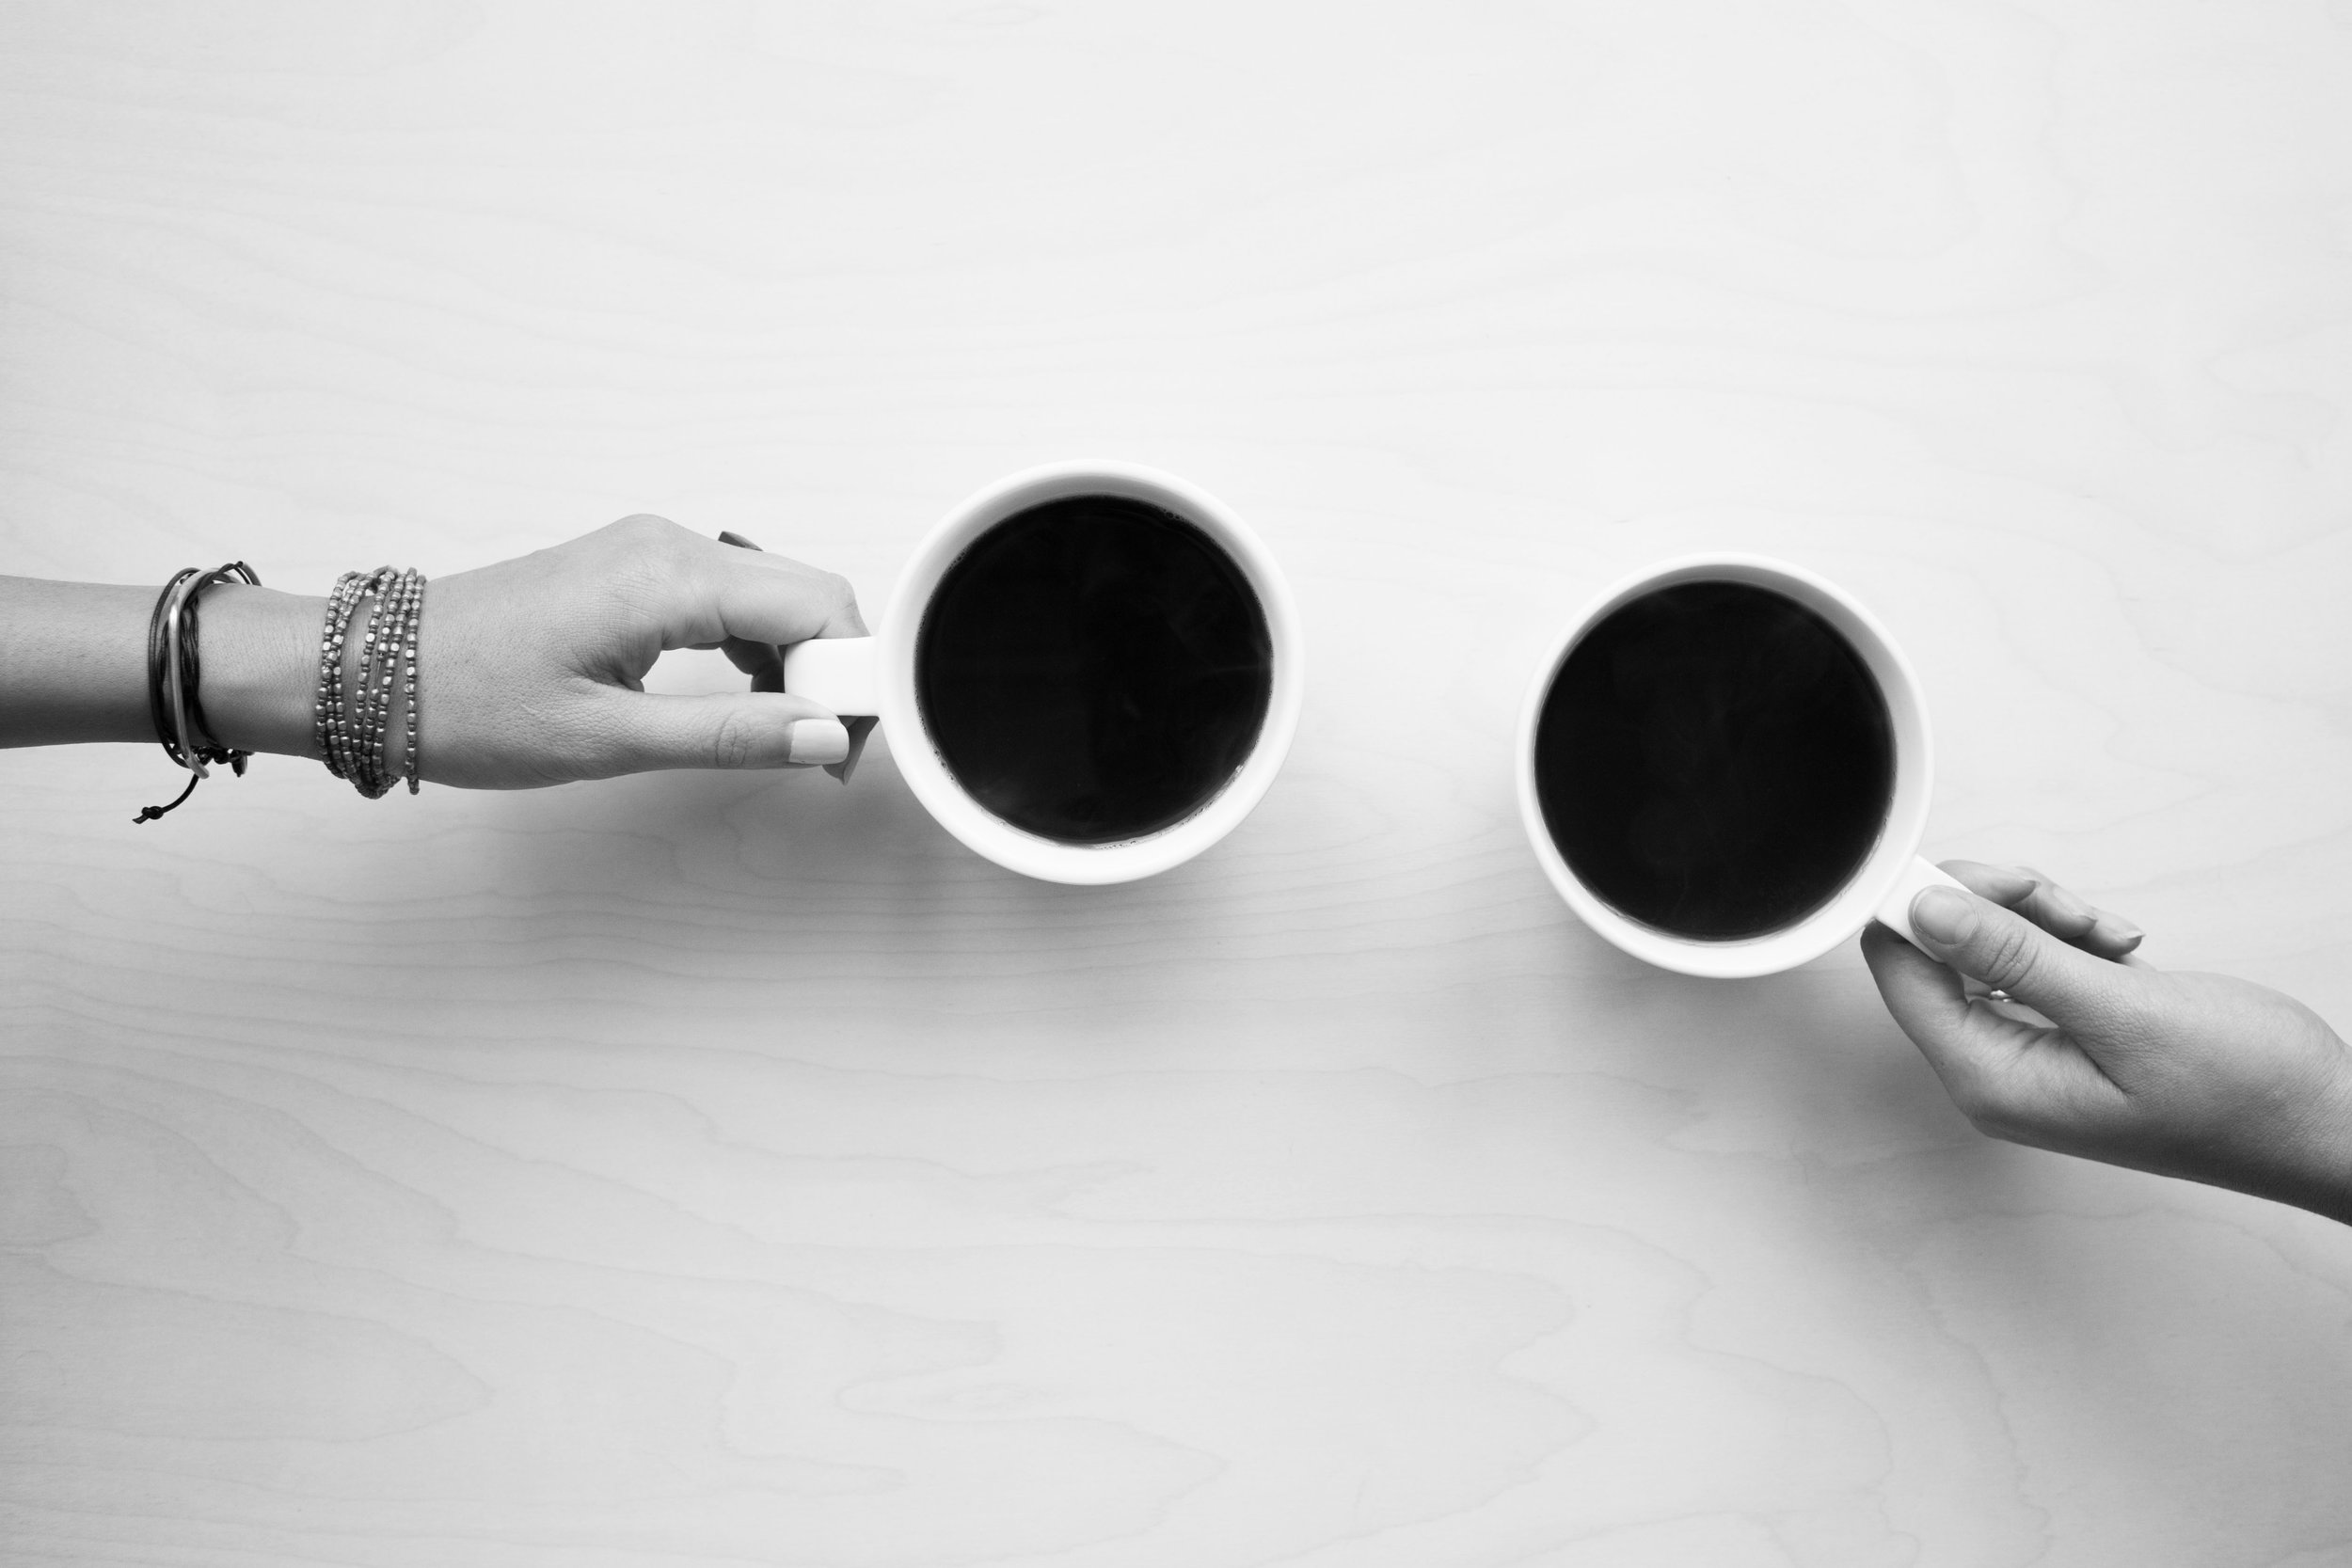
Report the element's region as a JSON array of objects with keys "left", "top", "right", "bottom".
[
  {"left": 914, "top": 494, "right": 1274, "bottom": 847},
  {"left": 1534, "top": 580, "right": 1895, "bottom": 940}
]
